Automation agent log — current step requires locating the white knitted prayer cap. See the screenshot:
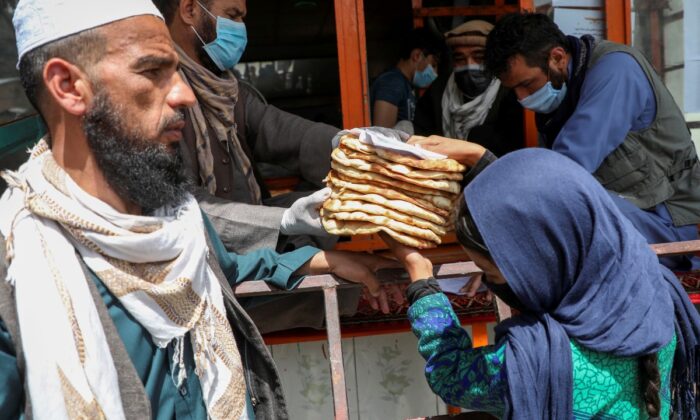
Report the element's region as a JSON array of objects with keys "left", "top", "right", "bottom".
[{"left": 13, "top": 0, "right": 164, "bottom": 67}]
